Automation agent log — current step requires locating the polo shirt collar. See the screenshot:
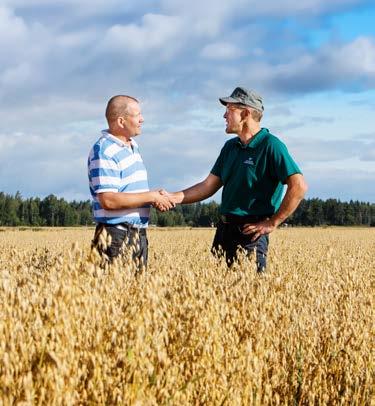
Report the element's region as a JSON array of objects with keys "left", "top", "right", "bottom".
[
  {"left": 101, "top": 130, "right": 136, "bottom": 149},
  {"left": 236, "top": 128, "right": 269, "bottom": 149}
]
